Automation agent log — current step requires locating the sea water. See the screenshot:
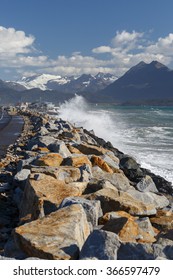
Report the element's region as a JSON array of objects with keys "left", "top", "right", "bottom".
[{"left": 58, "top": 95, "right": 173, "bottom": 184}]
